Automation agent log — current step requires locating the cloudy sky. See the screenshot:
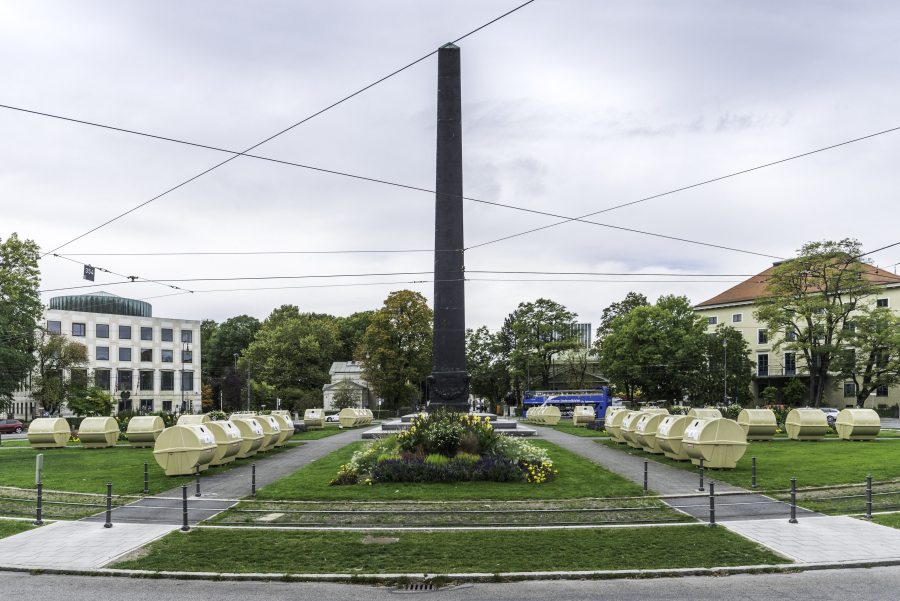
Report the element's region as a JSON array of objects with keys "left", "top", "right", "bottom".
[{"left": 3, "top": 0, "right": 900, "bottom": 338}]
